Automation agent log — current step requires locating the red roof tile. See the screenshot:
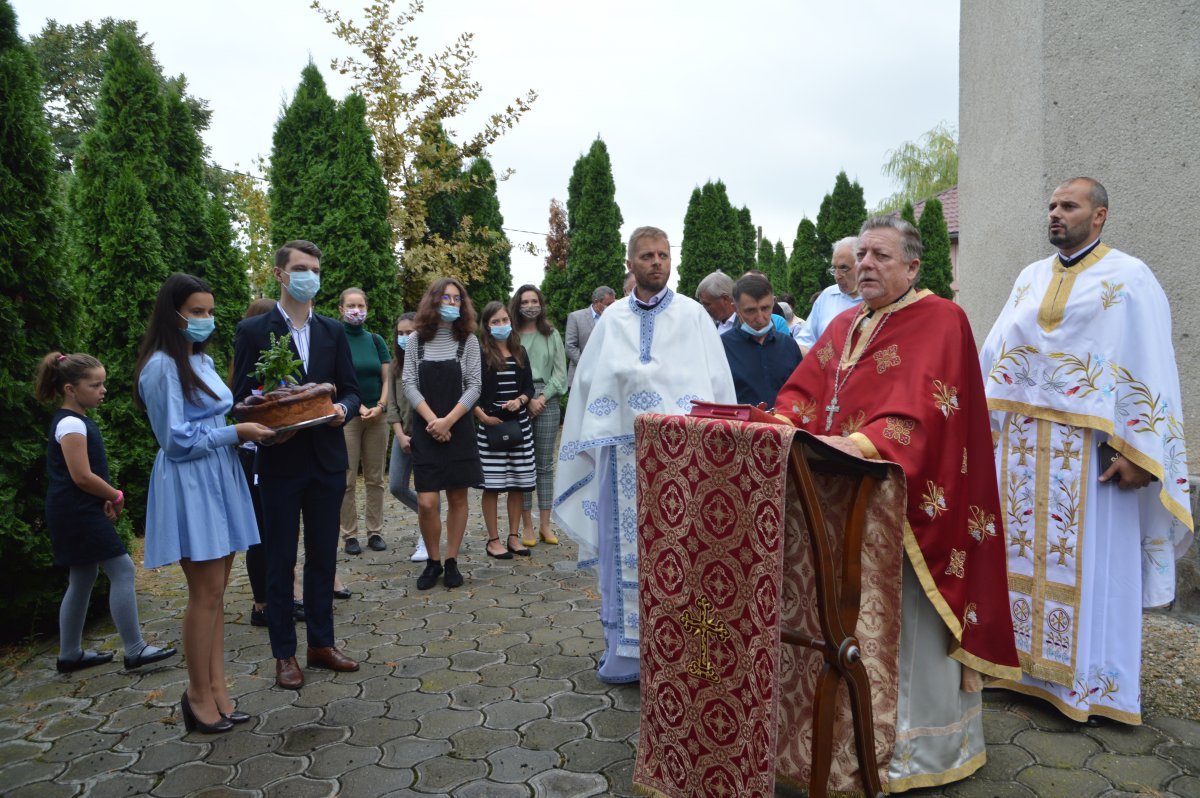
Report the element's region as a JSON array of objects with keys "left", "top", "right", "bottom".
[{"left": 912, "top": 185, "right": 958, "bottom": 239}]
